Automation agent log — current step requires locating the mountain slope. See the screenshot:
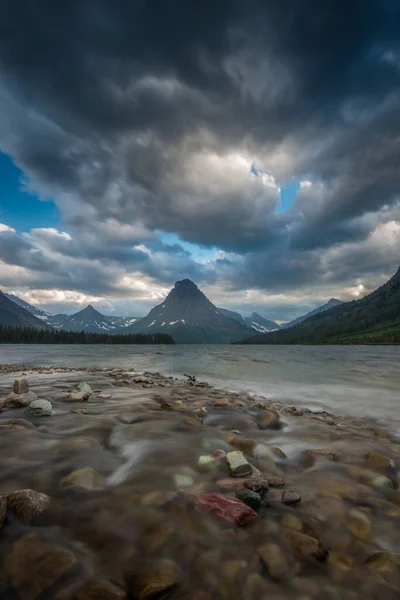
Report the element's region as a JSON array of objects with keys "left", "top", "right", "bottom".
[
  {"left": 281, "top": 298, "right": 344, "bottom": 329},
  {"left": 0, "top": 291, "right": 50, "bottom": 329},
  {"left": 51, "top": 305, "right": 141, "bottom": 333},
  {"left": 237, "top": 267, "right": 400, "bottom": 344},
  {"left": 5, "top": 293, "right": 52, "bottom": 320},
  {"left": 217, "top": 307, "right": 246, "bottom": 325},
  {"left": 244, "top": 312, "right": 281, "bottom": 333},
  {"left": 126, "top": 279, "right": 253, "bottom": 343}
]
